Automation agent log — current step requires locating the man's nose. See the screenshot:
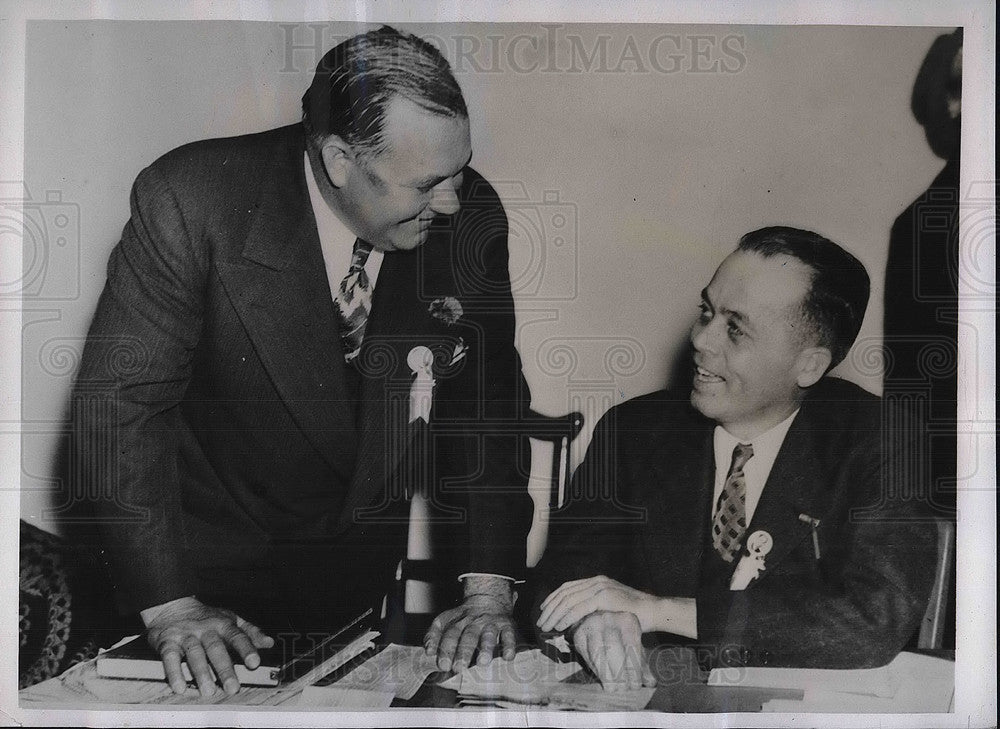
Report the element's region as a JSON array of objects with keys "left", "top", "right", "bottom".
[
  {"left": 429, "top": 180, "right": 461, "bottom": 215},
  {"left": 690, "top": 320, "right": 717, "bottom": 353}
]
